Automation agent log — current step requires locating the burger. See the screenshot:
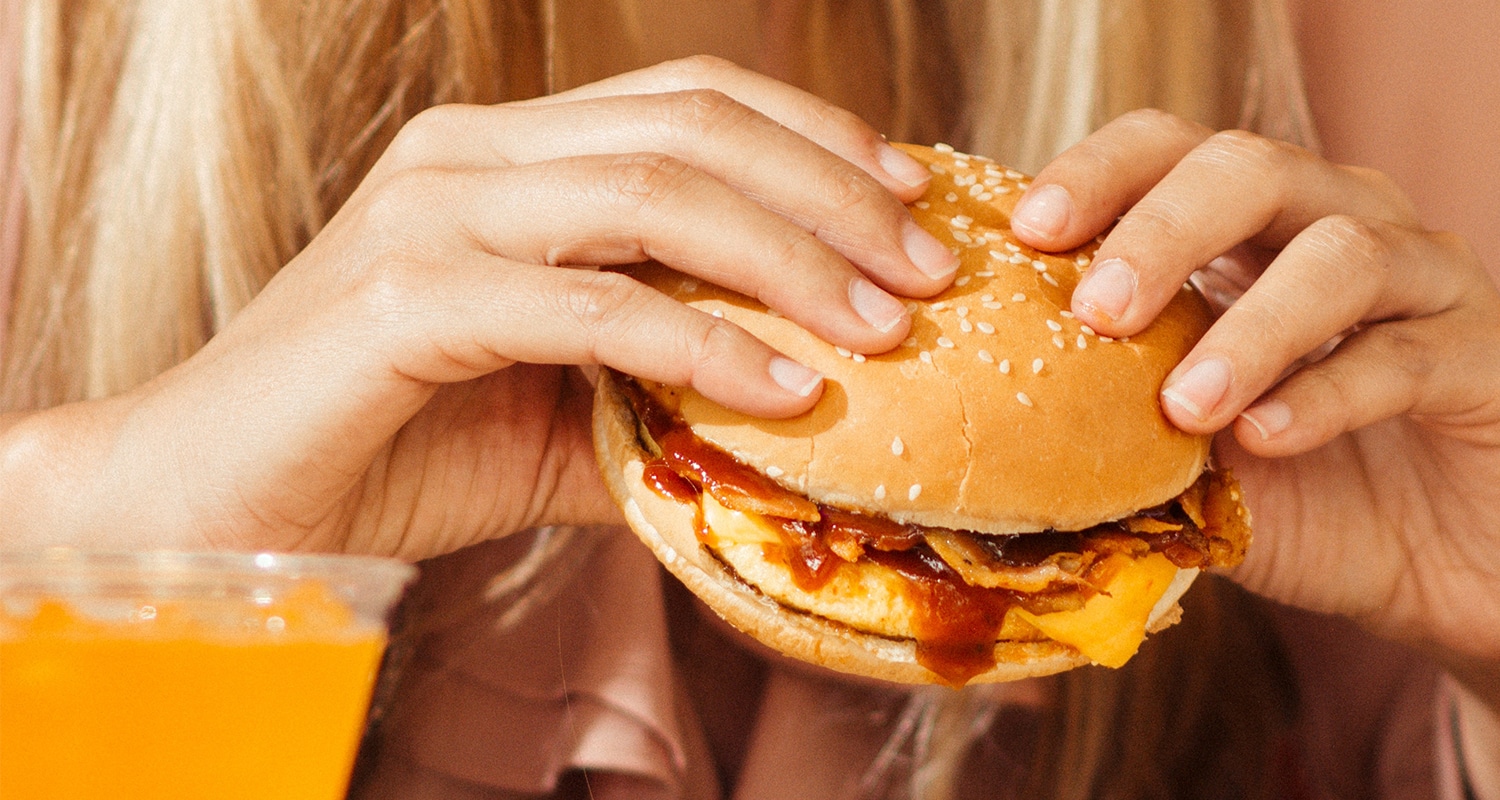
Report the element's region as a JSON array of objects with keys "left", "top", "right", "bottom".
[{"left": 592, "top": 143, "right": 1251, "bottom": 687}]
